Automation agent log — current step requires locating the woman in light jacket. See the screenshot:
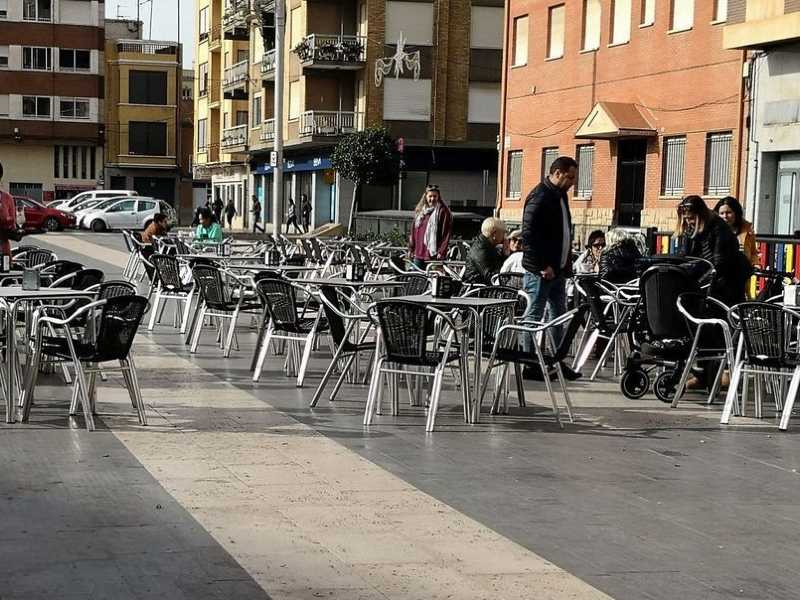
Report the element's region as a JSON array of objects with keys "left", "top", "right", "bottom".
[
  {"left": 408, "top": 184, "right": 452, "bottom": 270},
  {"left": 714, "top": 196, "right": 758, "bottom": 267}
]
